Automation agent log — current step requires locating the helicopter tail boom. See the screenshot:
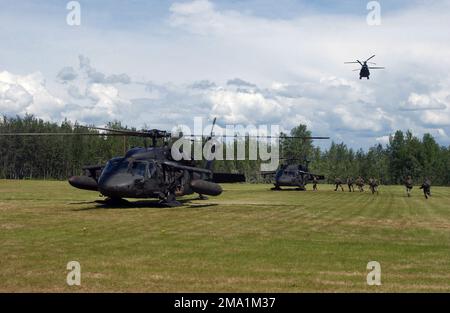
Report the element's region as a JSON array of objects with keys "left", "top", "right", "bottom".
[{"left": 212, "top": 173, "right": 246, "bottom": 183}]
